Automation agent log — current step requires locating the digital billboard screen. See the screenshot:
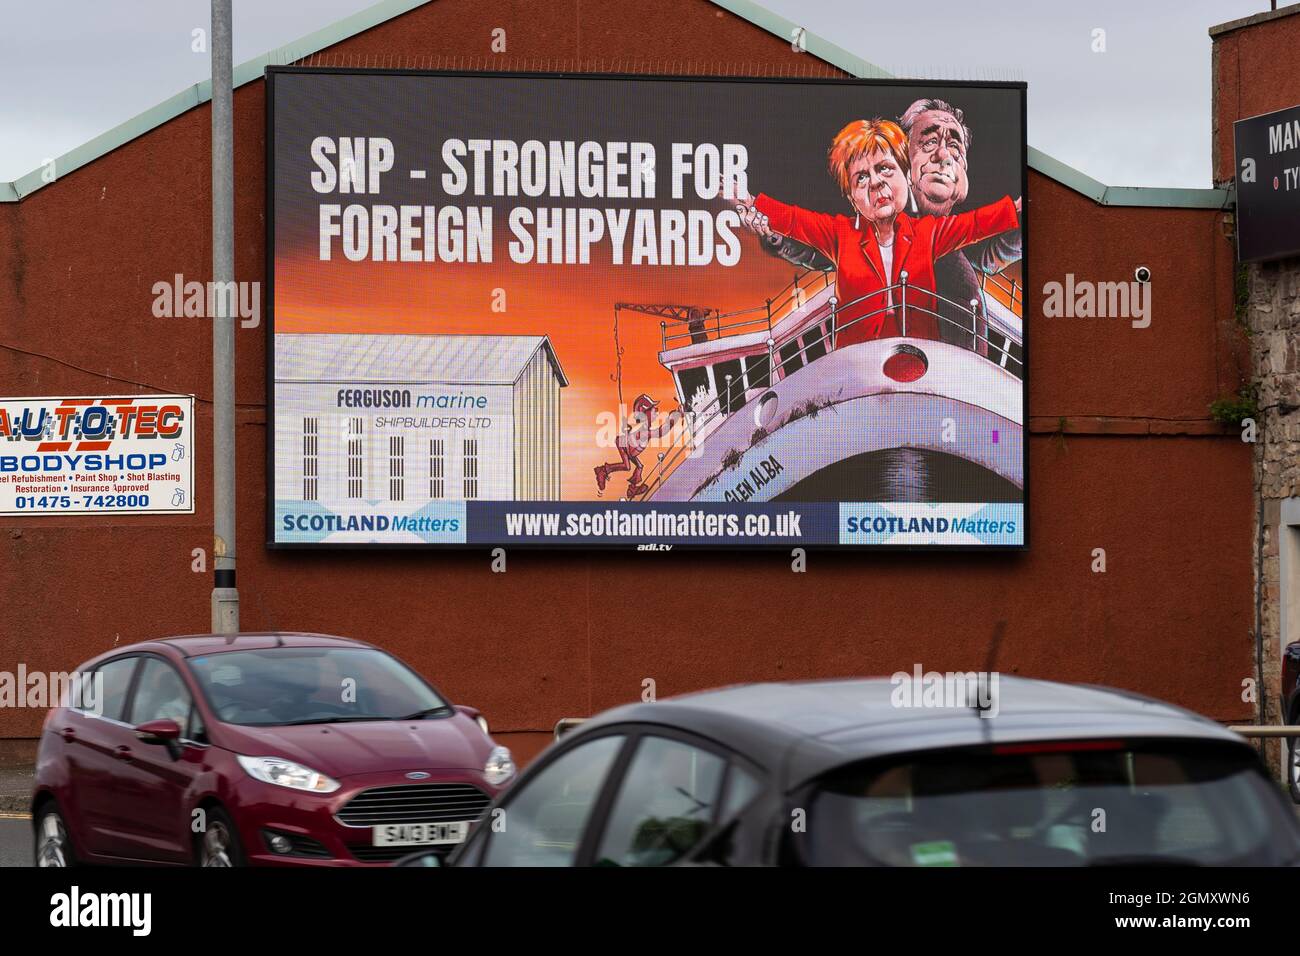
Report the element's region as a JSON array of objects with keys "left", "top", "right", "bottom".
[{"left": 267, "top": 68, "right": 1027, "bottom": 549}]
